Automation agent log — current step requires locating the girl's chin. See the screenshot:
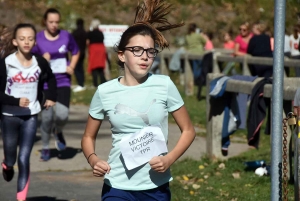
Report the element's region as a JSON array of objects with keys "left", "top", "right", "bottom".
[{"left": 18, "top": 50, "right": 32, "bottom": 54}]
